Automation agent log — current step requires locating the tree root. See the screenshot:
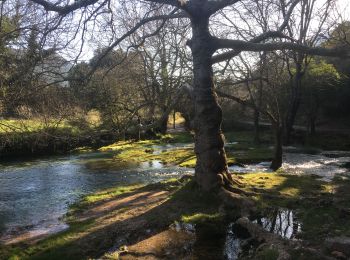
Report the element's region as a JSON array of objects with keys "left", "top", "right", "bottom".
[
  {"left": 236, "top": 217, "right": 337, "bottom": 260},
  {"left": 218, "top": 187, "right": 256, "bottom": 217},
  {"left": 236, "top": 217, "right": 294, "bottom": 260}
]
